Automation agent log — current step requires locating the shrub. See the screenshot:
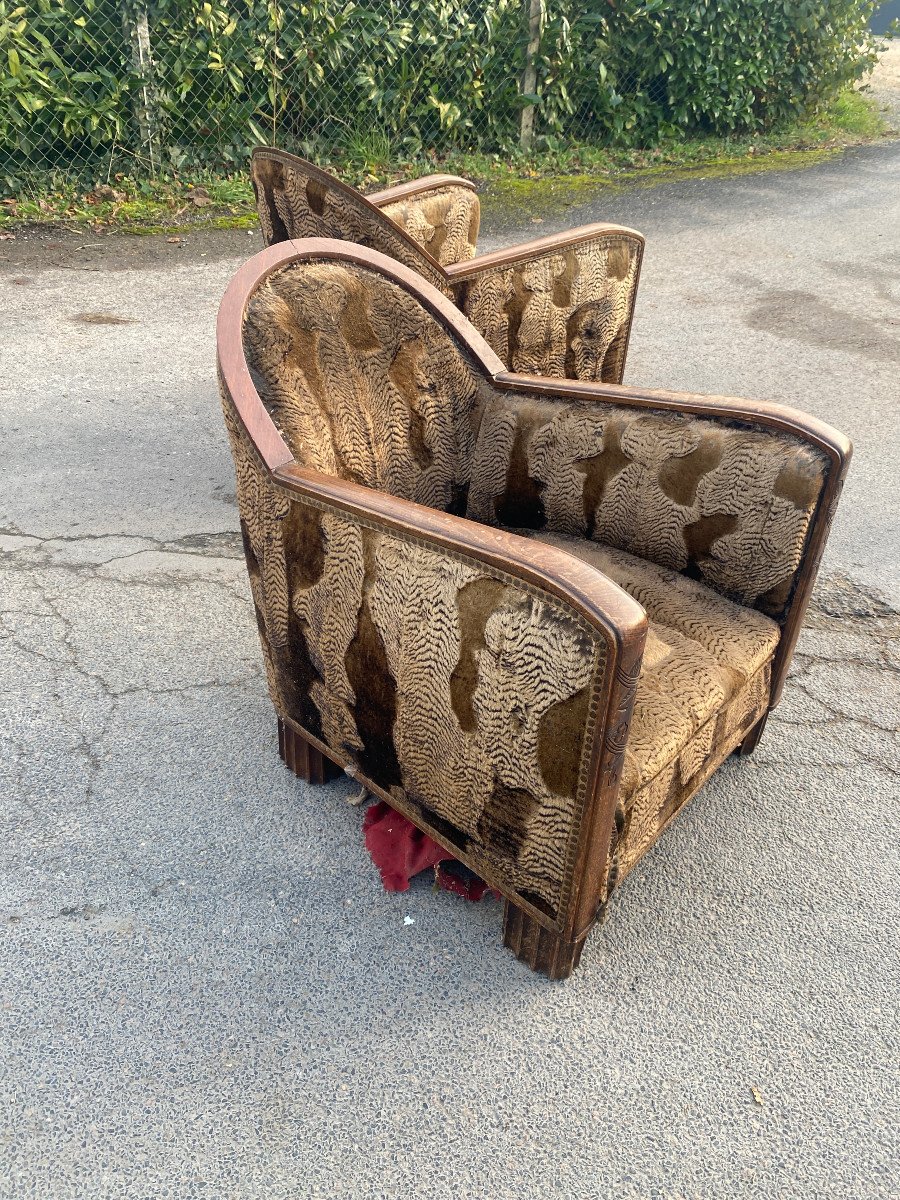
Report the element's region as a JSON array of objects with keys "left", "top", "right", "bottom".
[
  {"left": 545, "top": 0, "right": 883, "bottom": 146},
  {"left": 0, "top": 0, "right": 881, "bottom": 179}
]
